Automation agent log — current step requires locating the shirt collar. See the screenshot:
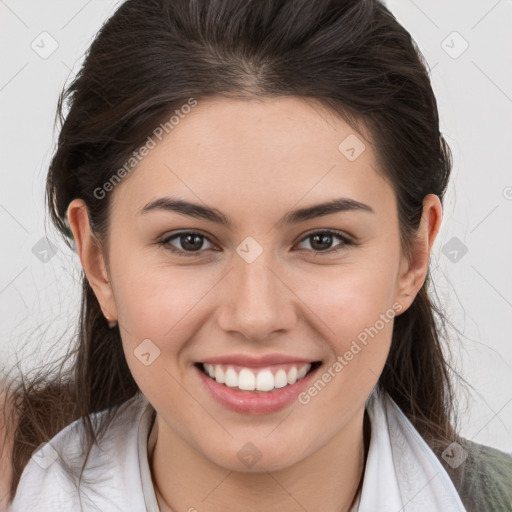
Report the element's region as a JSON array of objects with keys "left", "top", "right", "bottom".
[{"left": 135, "top": 388, "right": 466, "bottom": 512}]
